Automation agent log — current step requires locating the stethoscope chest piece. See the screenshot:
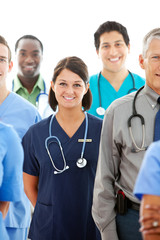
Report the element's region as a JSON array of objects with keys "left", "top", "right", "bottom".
[
  {"left": 46, "top": 112, "right": 89, "bottom": 174},
  {"left": 96, "top": 71, "right": 137, "bottom": 116},
  {"left": 76, "top": 158, "right": 87, "bottom": 168},
  {"left": 96, "top": 107, "right": 105, "bottom": 116}
]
